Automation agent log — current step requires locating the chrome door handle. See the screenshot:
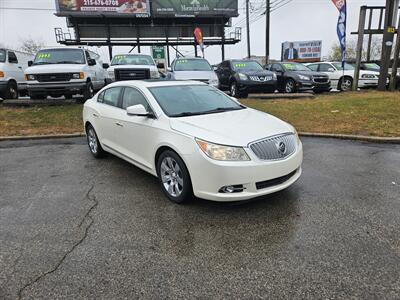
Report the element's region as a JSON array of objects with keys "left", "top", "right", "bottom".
[{"left": 115, "top": 122, "right": 123, "bottom": 127}]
